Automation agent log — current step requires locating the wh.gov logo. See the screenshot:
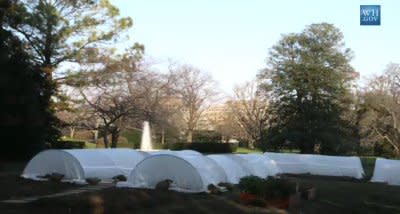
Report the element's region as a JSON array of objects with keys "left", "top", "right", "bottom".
[{"left": 360, "top": 5, "right": 381, "bottom": 25}]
